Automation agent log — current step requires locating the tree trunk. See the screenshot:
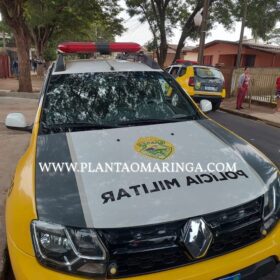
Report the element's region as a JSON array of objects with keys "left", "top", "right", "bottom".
[
  {"left": 0, "top": 0, "right": 32, "bottom": 92},
  {"left": 35, "top": 41, "right": 45, "bottom": 77},
  {"left": 13, "top": 27, "right": 32, "bottom": 92},
  {"left": 150, "top": 0, "right": 168, "bottom": 67},
  {"left": 158, "top": 41, "right": 168, "bottom": 67},
  {"left": 173, "top": 0, "right": 217, "bottom": 64}
]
